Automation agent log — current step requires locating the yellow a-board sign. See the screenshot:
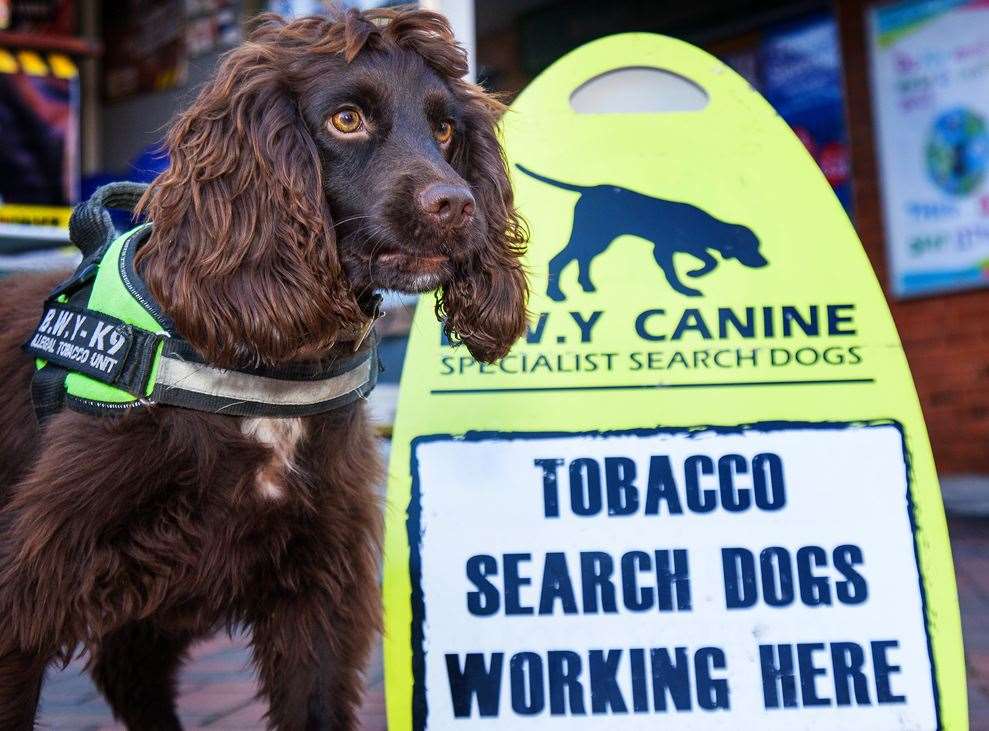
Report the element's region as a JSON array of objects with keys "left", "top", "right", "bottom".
[{"left": 383, "top": 34, "right": 966, "bottom": 730}]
